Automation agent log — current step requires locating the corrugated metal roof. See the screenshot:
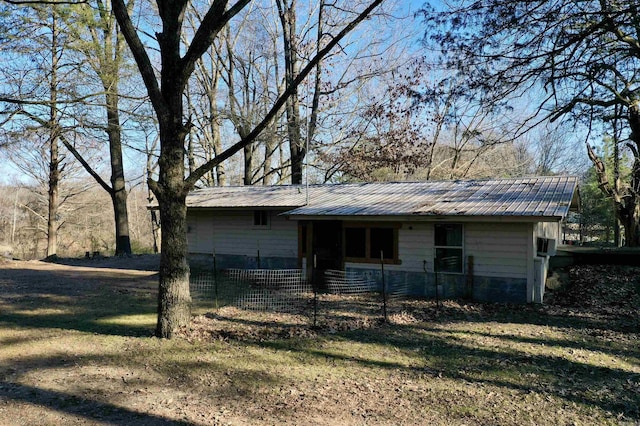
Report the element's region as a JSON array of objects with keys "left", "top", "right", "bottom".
[
  {"left": 186, "top": 185, "right": 308, "bottom": 208},
  {"left": 187, "top": 176, "right": 579, "bottom": 220}
]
